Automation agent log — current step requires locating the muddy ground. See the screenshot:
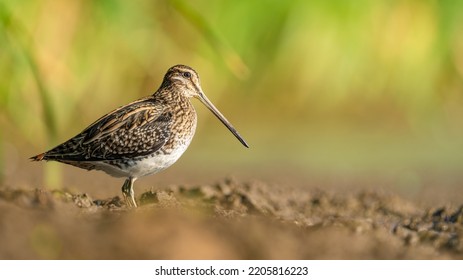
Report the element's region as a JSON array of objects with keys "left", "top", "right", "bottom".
[{"left": 0, "top": 177, "right": 462, "bottom": 259}]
